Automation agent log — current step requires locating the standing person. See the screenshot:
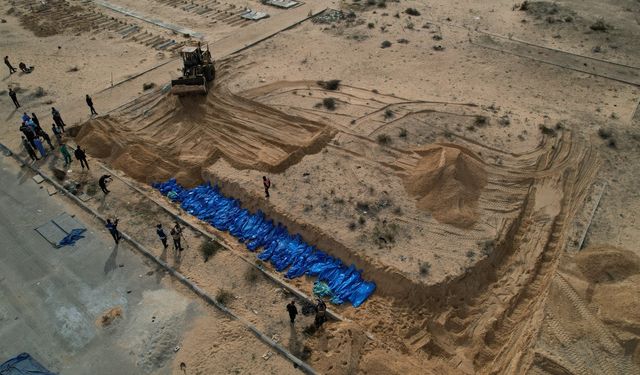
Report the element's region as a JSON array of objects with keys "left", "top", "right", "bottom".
[
  {"left": 60, "top": 143, "right": 72, "bottom": 166},
  {"left": 31, "top": 112, "right": 41, "bottom": 130},
  {"left": 51, "top": 123, "right": 62, "bottom": 144},
  {"left": 22, "top": 136, "right": 38, "bottom": 161},
  {"left": 263, "top": 176, "right": 271, "bottom": 198},
  {"left": 314, "top": 299, "right": 327, "bottom": 329},
  {"left": 20, "top": 123, "right": 37, "bottom": 149},
  {"left": 286, "top": 300, "right": 298, "bottom": 324},
  {"left": 51, "top": 107, "right": 66, "bottom": 131},
  {"left": 33, "top": 137, "right": 46, "bottom": 159},
  {"left": 105, "top": 218, "right": 121, "bottom": 244},
  {"left": 74, "top": 145, "right": 89, "bottom": 170},
  {"left": 170, "top": 223, "right": 184, "bottom": 252},
  {"left": 22, "top": 112, "right": 31, "bottom": 123},
  {"left": 36, "top": 128, "right": 54, "bottom": 150},
  {"left": 156, "top": 224, "right": 168, "bottom": 249},
  {"left": 86, "top": 94, "right": 98, "bottom": 116},
  {"left": 4, "top": 56, "right": 16, "bottom": 74},
  {"left": 98, "top": 174, "right": 112, "bottom": 194},
  {"left": 26, "top": 118, "right": 38, "bottom": 132},
  {"left": 8, "top": 88, "right": 20, "bottom": 109}
]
